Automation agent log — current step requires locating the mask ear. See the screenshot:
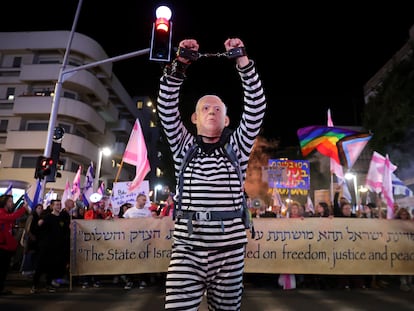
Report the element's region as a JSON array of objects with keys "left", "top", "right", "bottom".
[
  {"left": 224, "top": 116, "right": 230, "bottom": 127},
  {"left": 191, "top": 112, "right": 197, "bottom": 124}
]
